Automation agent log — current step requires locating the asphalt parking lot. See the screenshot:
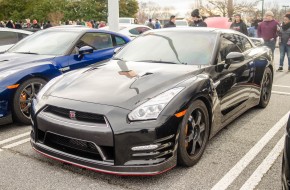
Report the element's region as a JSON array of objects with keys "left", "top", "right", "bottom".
[{"left": 0, "top": 50, "right": 289, "bottom": 190}]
